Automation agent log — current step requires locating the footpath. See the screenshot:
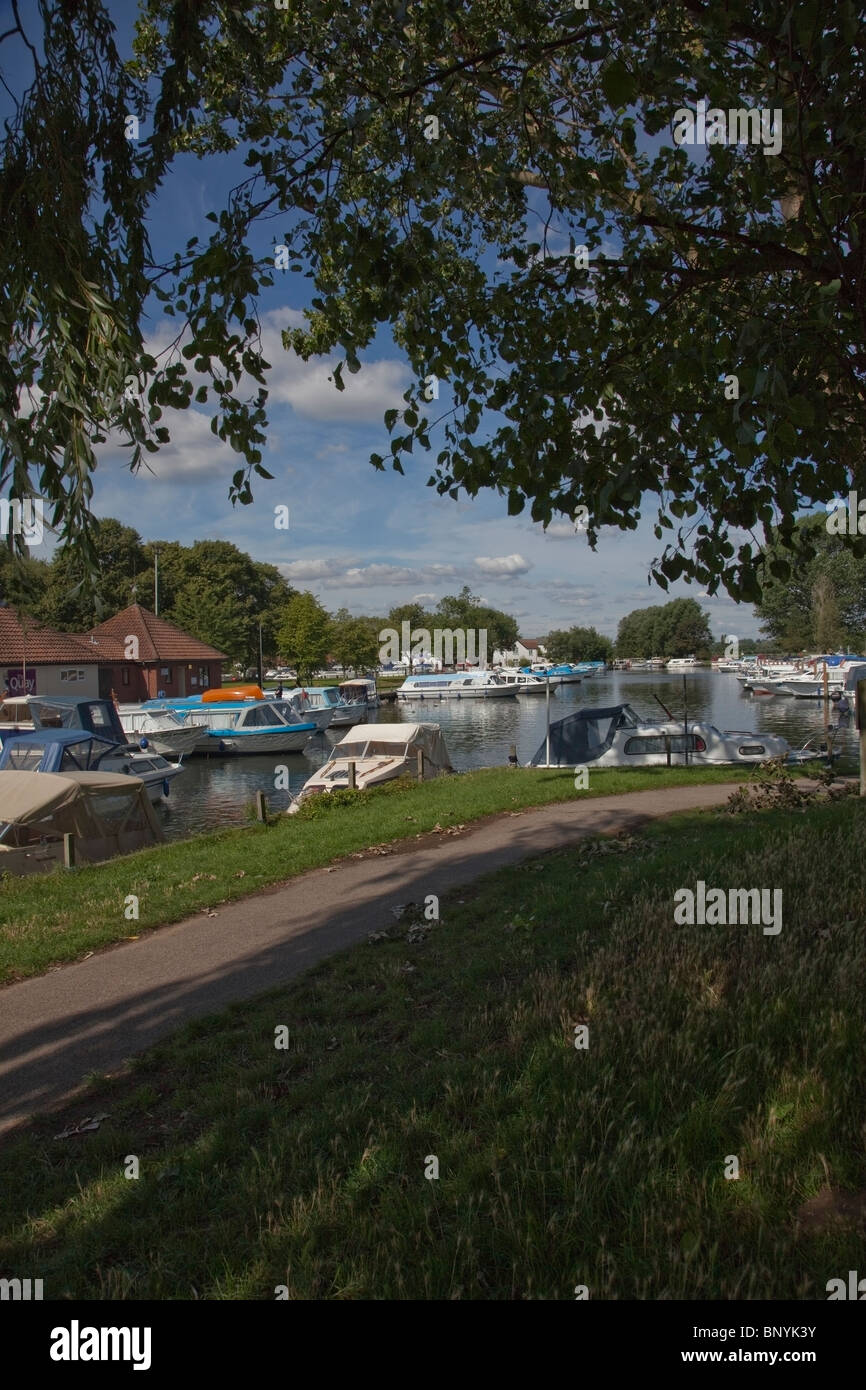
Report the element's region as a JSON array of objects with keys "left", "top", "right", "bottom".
[{"left": 0, "top": 780, "right": 762, "bottom": 1137}]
